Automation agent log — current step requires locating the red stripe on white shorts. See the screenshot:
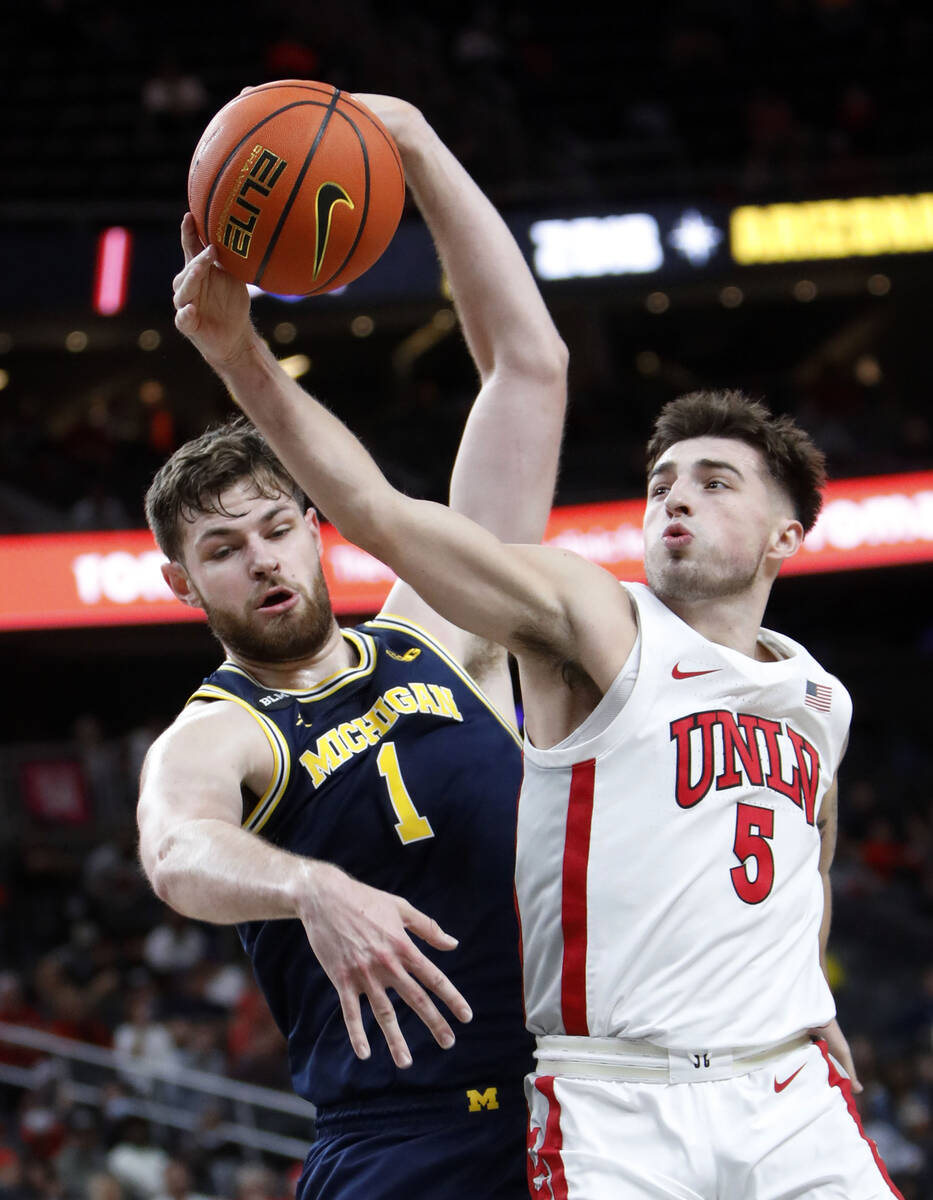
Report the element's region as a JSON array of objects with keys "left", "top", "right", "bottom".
[
  {"left": 560, "top": 758, "right": 596, "bottom": 1035},
  {"left": 816, "top": 1040, "right": 905, "bottom": 1198},
  {"left": 528, "top": 1076, "right": 569, "bottom": 1200}
]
